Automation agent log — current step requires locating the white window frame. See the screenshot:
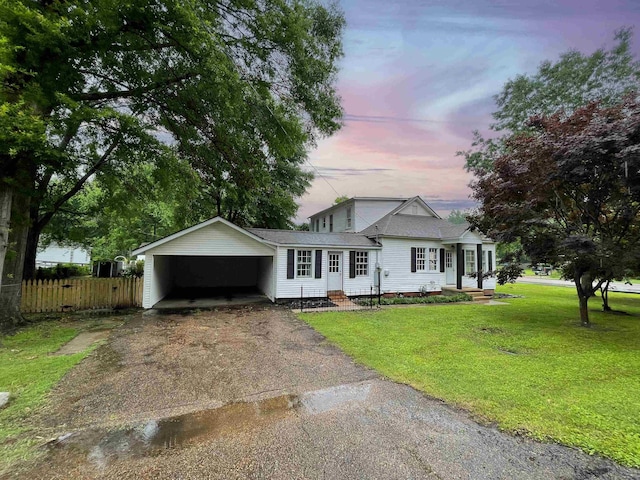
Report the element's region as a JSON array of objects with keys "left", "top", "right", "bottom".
[
  {"left": 346, "top": 207, "right": 352, "bottom": 229},
  {"left": 415, "top": 247, "right": 426, "bottom": 271},
  {"left": 428, "top": 248, "right": 438, "bottom": 271},
  {"left": 297, "top": 250, "right": 312, "bottom": 278},
  {"left": 323, "top": 216, "right": 326, "bottom": 229},
  {"left": 355, "top": 251, "right": 368, "bottom": 276},
  {"left": 465, "top": 250, "right": 476, "bottom": 274}
]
